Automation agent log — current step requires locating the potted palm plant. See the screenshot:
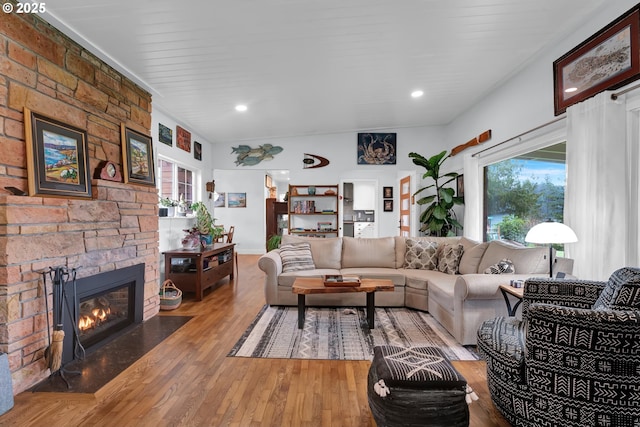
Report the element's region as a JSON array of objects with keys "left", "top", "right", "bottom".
[{"left": 409, "top": 150, "right": 464, "bottom": 236}]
